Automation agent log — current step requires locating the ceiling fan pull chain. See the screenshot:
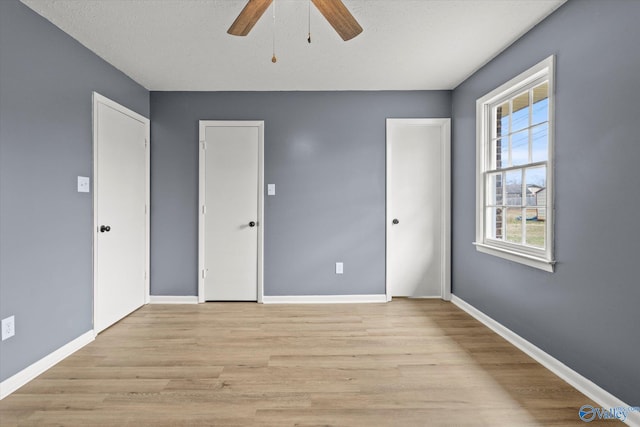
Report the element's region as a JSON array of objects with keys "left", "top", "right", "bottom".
[
  {"left": 307, "top": 0, "right": 312, "bottom": 43},
  {"left": 271, "top": 0, "right": 277, "bottom": 63}
]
